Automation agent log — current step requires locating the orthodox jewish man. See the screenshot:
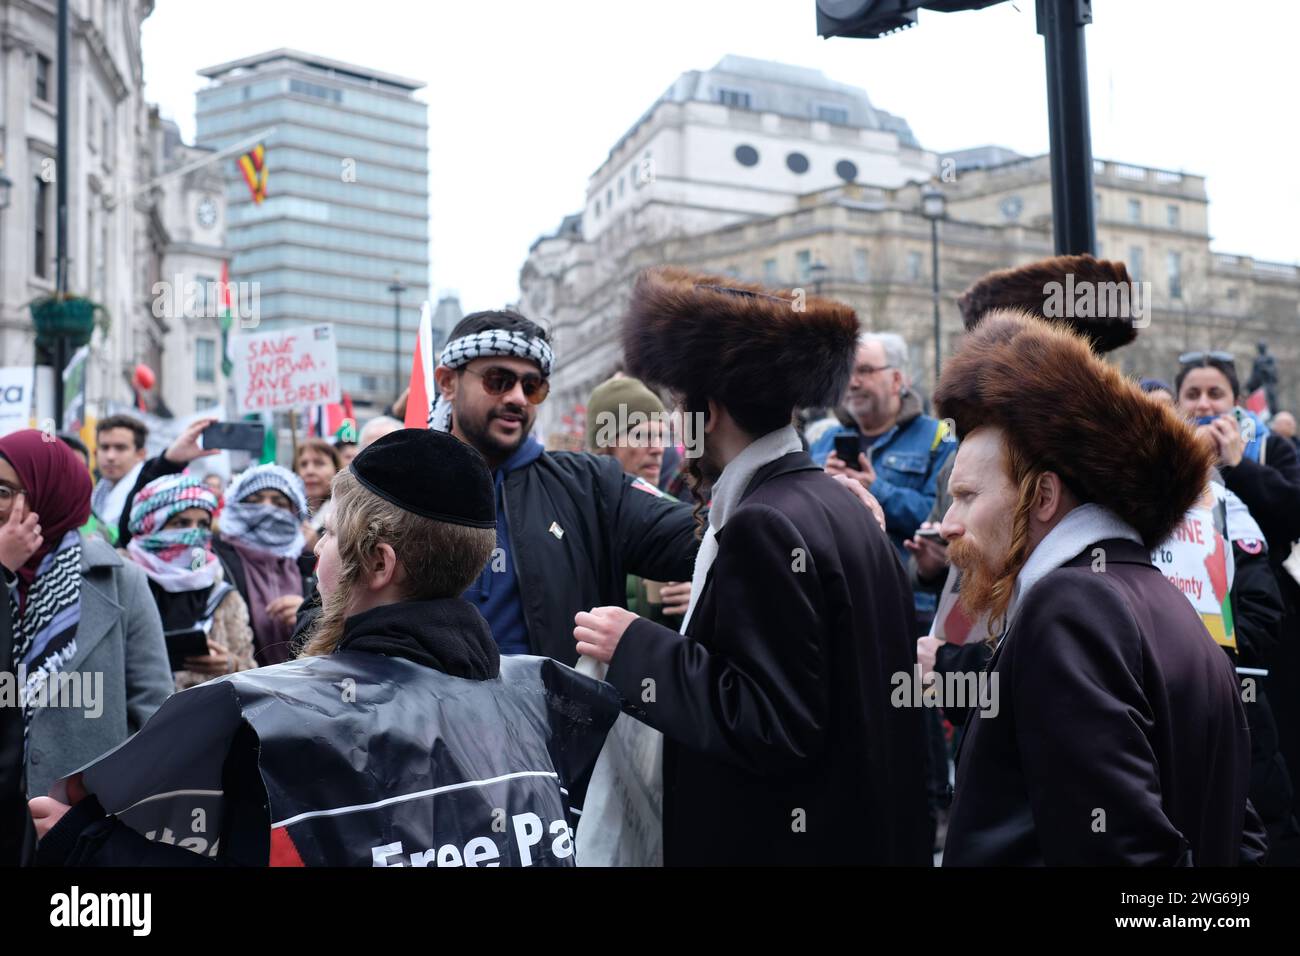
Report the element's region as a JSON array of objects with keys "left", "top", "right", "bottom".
[
  {"left": 935, "top": 311, "right": 1253, "bottom": 866},
  {"left": 573, "top": 267, "right": 930, "bottom": 866}
]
